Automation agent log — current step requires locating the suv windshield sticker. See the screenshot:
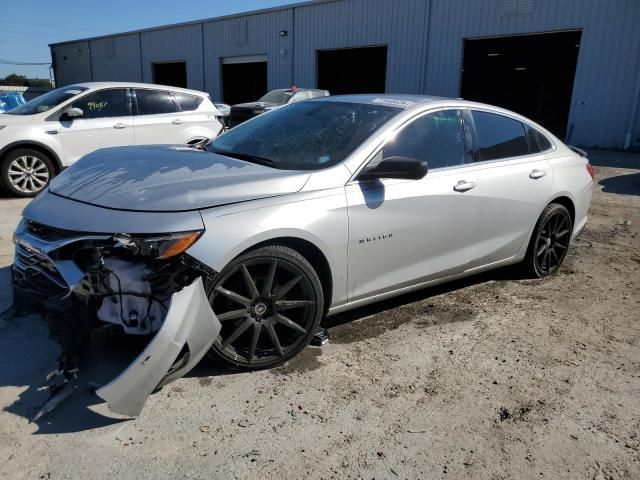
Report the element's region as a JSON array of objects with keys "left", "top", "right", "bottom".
[{"left": 88, "top": 101, "right": 108, "bottom": 111}]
